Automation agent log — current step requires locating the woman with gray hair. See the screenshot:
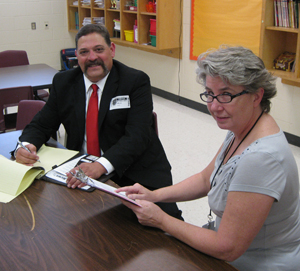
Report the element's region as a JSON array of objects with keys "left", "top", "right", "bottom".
[{"left": 116, "top": 46, "right": 300, "bottom": 270}]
